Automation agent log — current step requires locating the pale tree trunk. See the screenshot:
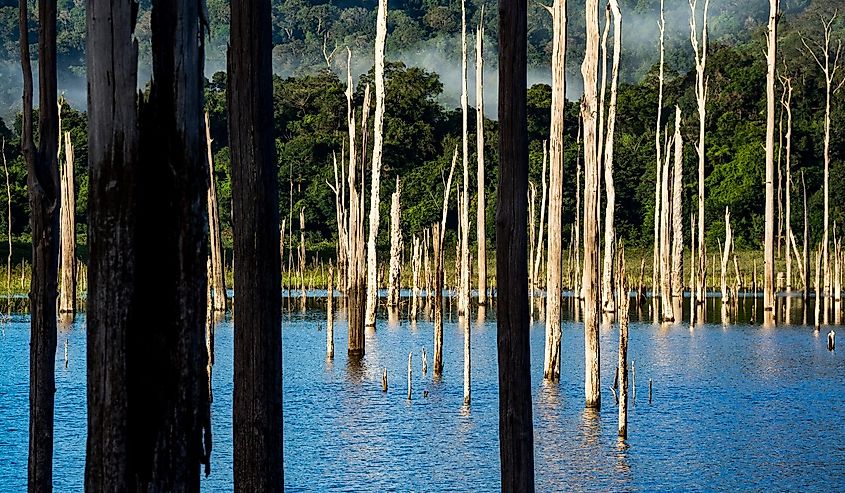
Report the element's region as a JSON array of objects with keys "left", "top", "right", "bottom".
[
  {"left": 345, "top": 49, "right": 366, "bottom": 356},
  {"left": 763, "top": 0, "right": 778, "bottom": 316},
  {"left": 460, "top": 0, "right": 472, "bottom": 406},
  {"left": 782, "top": 75, "right": 793, "bottom": 291},
  {"left": 653, "top": 0, "right": 665, "bottom": 301},
  {"left": 411, "top": 235, "right": 420, "bottom": 320},
  {"left": 721, "top": 208, "right": 733, "bottom": 300},
  {"left": 533, "top": 143, "right": 548, "bottom": 309},
  {"left": 601, "top": 0, "right": 621, "bottom": 318},
  {"left": 582, "top": 0, "right": 601, "bottom": 410},
  {"left": 327, "top": 263, "right": 334, "bottom": 358},
  {"left": 59, "top": 130, "right": 76, "bottom": 317},
  {"left": 434, "top": 149, "right": 458, "bottom": 377},
  {"left": 388, "top": 177, "right": 402, "bottom": 307},
  {"left": 1, "top": 140, "right": 10, "bottom": 317},
  {"left": 803, "top": 171, "right": 810, "bottom": 302},
  {"left": 617, "top": 246, "right": 629, "bottom": 438},
  {"left": 575, "top": 123, "right": 581, "bottom": 297},
  {"left": 205, "top": 112, "right": 227, "bottom": 313},
  {"left": 330, "top": 151, "right": 348, "bottom": 293},
  {"left": 365, "top": 0, "right": 388, "bottom": 328},
  {"left": 299, "top": 207, "right": 306, "bottom": 310},
  {"left": 690, "top": 0, "right": 709, "bottom": 315},
  {"left": 659, "top": 130, "right": 672, "bottom": 320},
  {"left": 528, "top": 183, "right": 536, "bottom": 323},
  {"left": 801, "top": 17, "right": 842, "bottom": 325},
  {"left": 671, "top": 106, "right": 684, "bottom": 302},
  {"left": 546, "top": 0, "right": 566, "bottom": 379},
  {"left": 476, "top": 16, "right": 488, "bottom": 306},
  {"left": 497, "top": 0, "right": 535, "bottom": 481}
]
